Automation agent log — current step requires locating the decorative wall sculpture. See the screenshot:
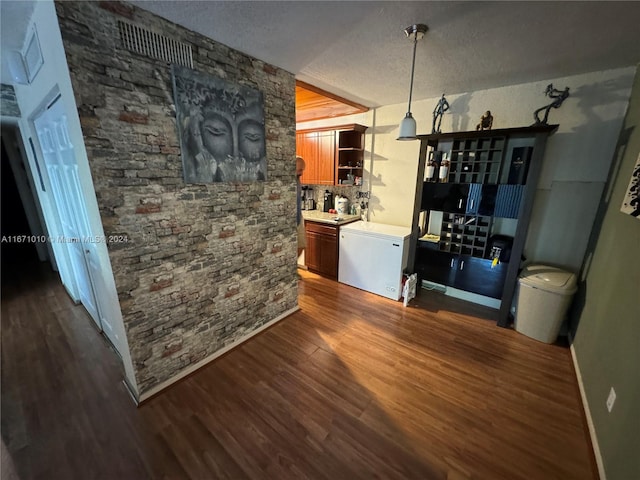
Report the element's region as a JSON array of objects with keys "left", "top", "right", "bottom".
[
  {"left": 532, "top": 84, "right": 570, "bottom": 126},
  {"left": 172, "top": 64, "right": 267, "bottom": 182},
  {"left": 431, "top": 93, "right": 449, "bottom": 134}
]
